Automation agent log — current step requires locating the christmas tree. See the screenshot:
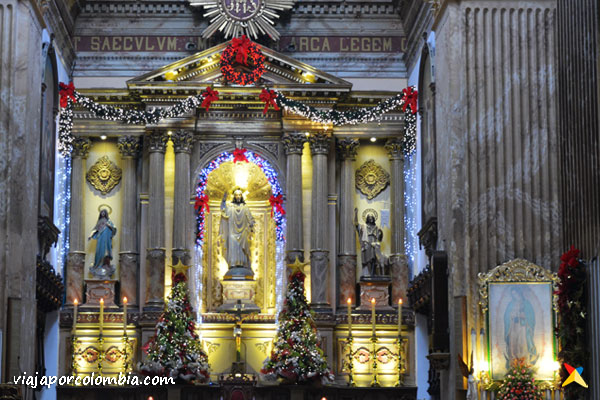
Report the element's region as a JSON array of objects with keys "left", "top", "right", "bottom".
[
  {"left": 497, "top": 358, "right": 543, "bottom": 400},
  {"left": 261, "top": 260, "right": 334, "bottom": 384},
  {"left": 139, "top": 261, "right": 210, "bottom": 382}
]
